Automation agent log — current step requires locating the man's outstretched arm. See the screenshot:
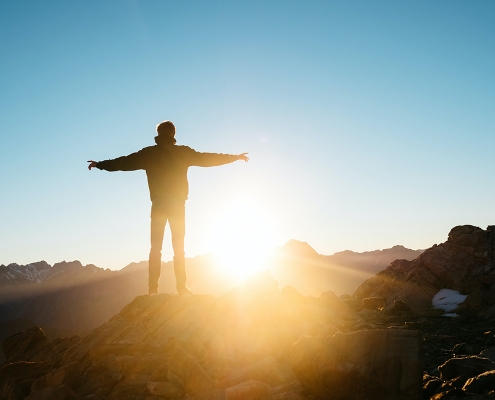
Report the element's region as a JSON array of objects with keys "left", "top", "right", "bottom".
[
  {"left": 190, "top": 151, "right": 249, "bottom": 167},
  {"left": 87, "top": 149, "right": 148, "bottom": 171}
]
